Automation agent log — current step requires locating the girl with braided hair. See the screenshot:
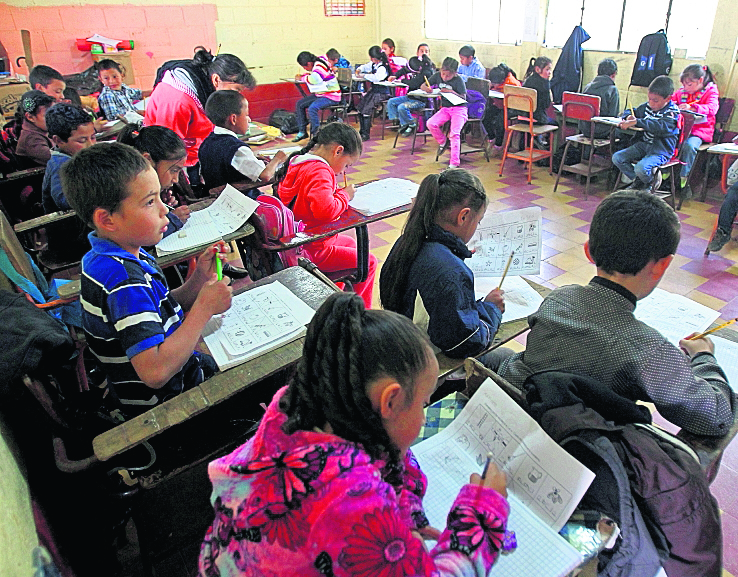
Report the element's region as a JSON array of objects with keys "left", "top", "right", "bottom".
[
  {"left": 276, "top": 122, "right": 377, "bottom": 308},
  {"left": 380, "top": 169, "right": 509, "bottom": 367},
  {"left": 199, "top": 291, "right": 510, "bottom": 577}
]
